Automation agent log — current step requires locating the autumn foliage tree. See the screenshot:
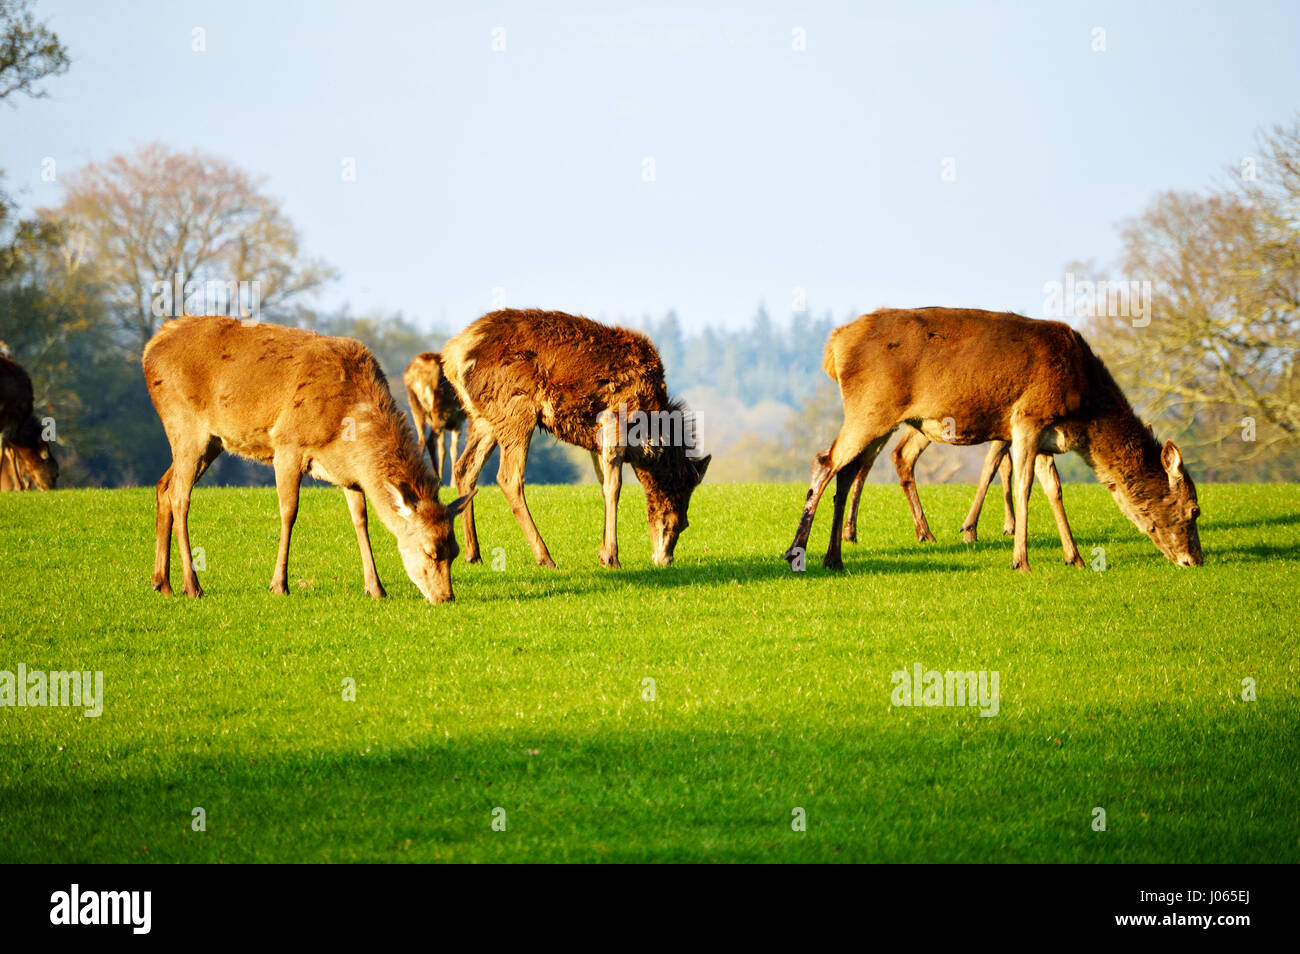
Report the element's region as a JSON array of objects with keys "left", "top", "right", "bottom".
[{"left": 46, "top": 144, "right": 336, "bottom": 352}]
